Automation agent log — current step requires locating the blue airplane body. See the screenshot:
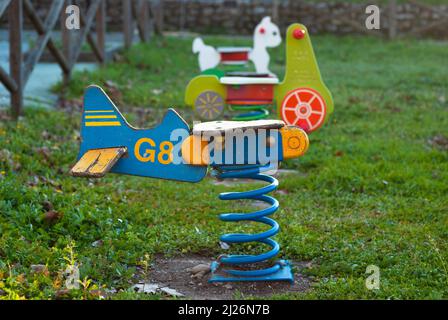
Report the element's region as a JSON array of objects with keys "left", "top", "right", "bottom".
[{"left": 78, "top": 85, "right": 207, "bottom": 182}]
